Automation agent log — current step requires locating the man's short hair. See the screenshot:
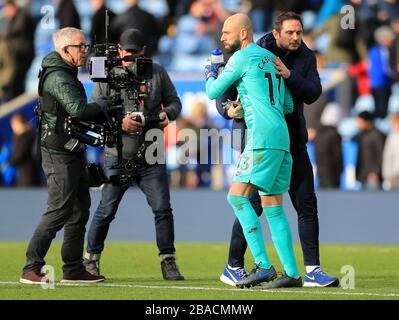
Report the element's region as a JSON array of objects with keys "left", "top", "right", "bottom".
[
  {"left": 53, "top": 27, "right": 83, "bottom": 53},
  {"left": 357, "top": 111, "right": 374, "bottom": 122},
  {"left": 274, "top": 11, "right": 303, "bottom": 32},
  {"left": 374, "top": 26, "right": 395, "bottom": 43}
]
